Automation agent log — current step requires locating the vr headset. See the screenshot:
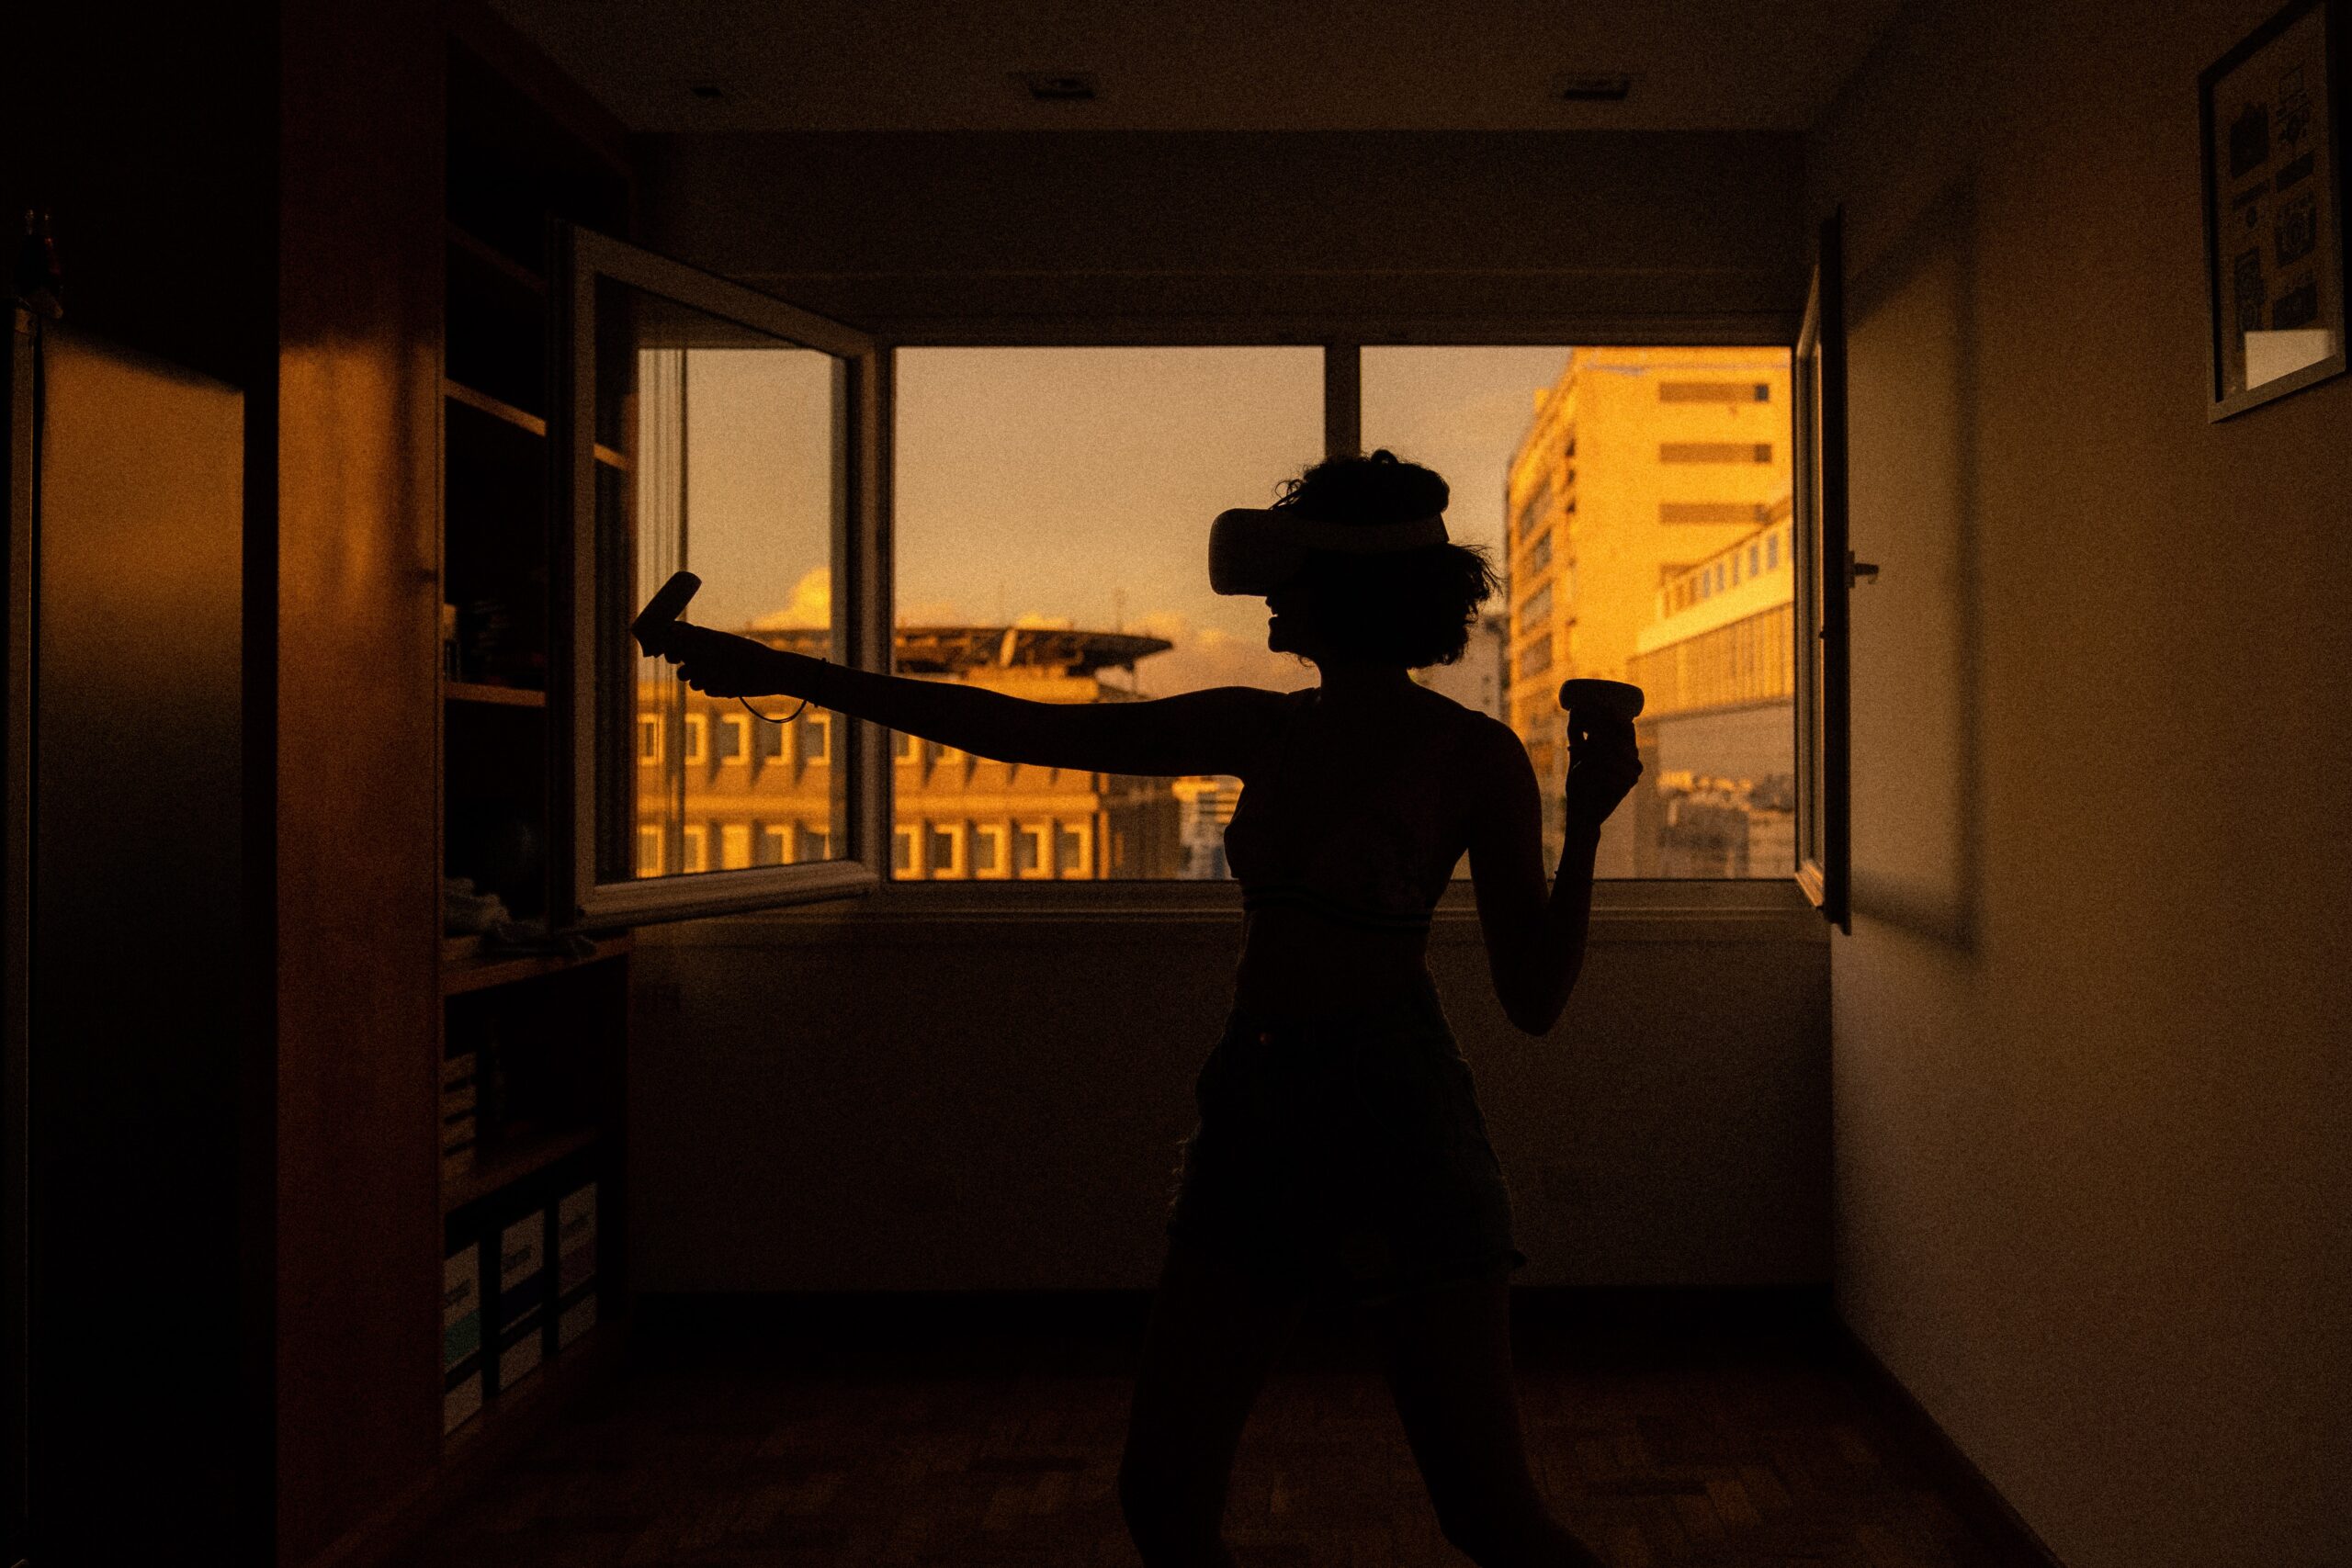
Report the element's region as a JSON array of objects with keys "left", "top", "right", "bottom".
[{"left": 1207, "top": 508, "right": 1449, "bottom": 596}]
